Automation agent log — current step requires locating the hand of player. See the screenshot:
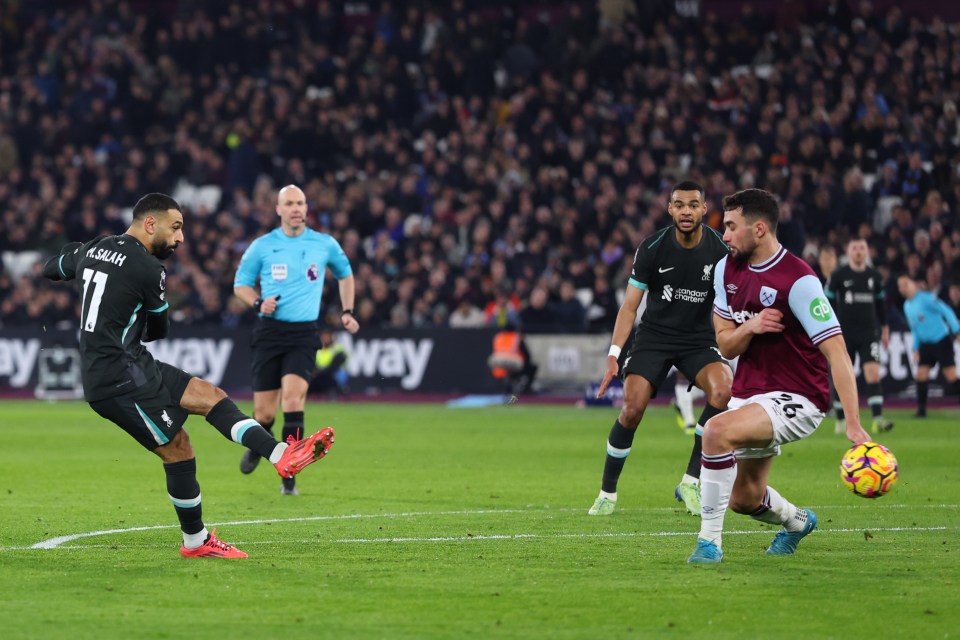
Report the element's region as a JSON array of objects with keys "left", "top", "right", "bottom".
[
  {"left": 596, "top": 356, "right": 620, "bottom": 398},
  {"left": 341, "top": 312, "right": 360, "bottom": 334},
  {"left": 746, "top": 308, "right": 785, "bottom": 335},
  {"left": 912, "top": 350, "right": 919, "bottom": 364},
  {"left": 845, "top": 418, "right": 871, "bottom": 445},
  {"left": 881, "top": 326, "right": 890, "bottom": 350},
  {"left": 260, "top": 295, "right": 280, "bottom": 315}
]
